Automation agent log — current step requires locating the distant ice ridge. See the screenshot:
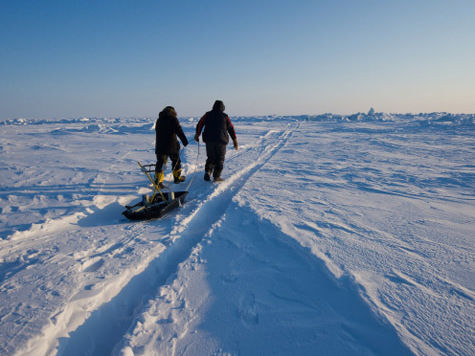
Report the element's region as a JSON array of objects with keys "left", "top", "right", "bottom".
[
  {"left": 0, "top": 117, "right": 149, "bottom": 126},
  {"left": 231, "top": 113, "right": 475, "bottom": 130},
  {"left": 2, "top": 112, "right": 474, "bottom": 128},
  {"left": 307, "top": 112, "right": 475, "bottom": 125}
]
